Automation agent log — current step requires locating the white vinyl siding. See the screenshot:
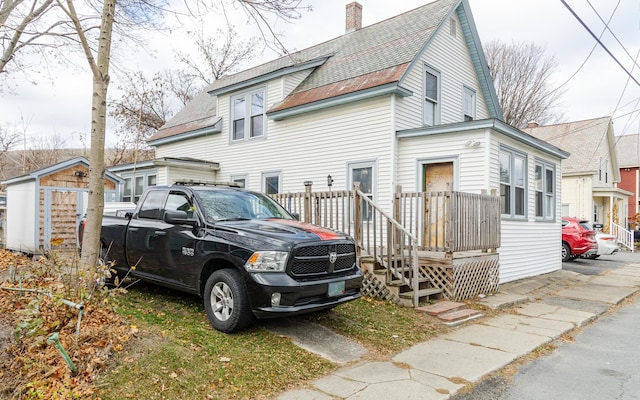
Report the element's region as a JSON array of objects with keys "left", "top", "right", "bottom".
[
  {"left": 395, "top": 12, "right": 490, "bottom": 130},
  {"left": 156, "top": 94, "right": 396, "bottom": 214}
]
